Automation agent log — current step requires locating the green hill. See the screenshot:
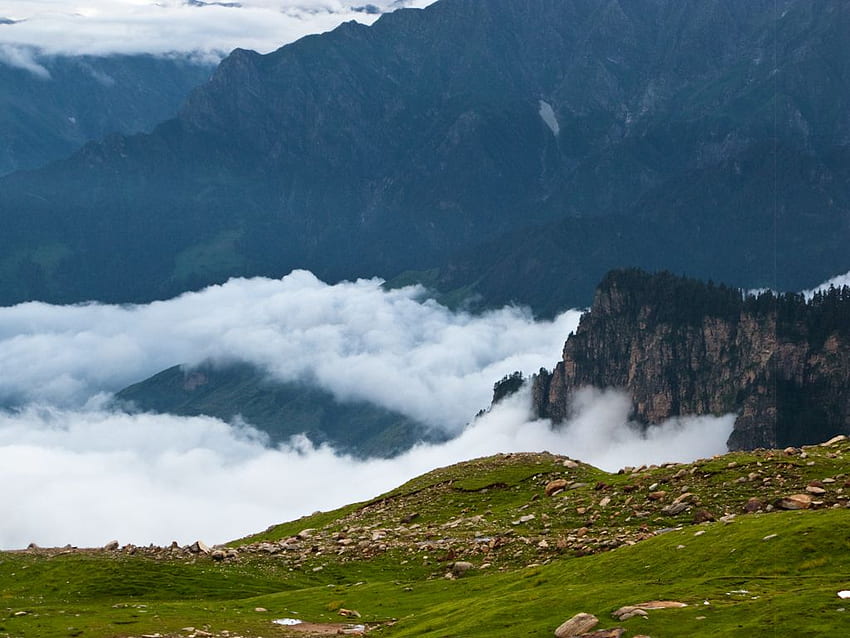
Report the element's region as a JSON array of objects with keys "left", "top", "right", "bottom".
[
  {"left": 3, "top": 437, "right": 850, "bottom": 637},
  {"left": 114, "top": 362, "right": 445, "bottom": 458}
]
